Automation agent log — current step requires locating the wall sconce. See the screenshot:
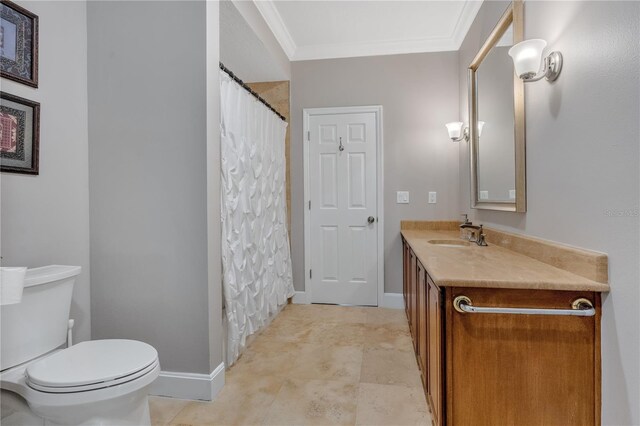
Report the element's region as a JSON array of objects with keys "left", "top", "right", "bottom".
[
  {"left": 508, "top": 39, "right": 562, "bottom": 82},
  {"left": 445, "top": 121, "right": 485, "bottom": 142},
  {"left": 446, "top": 122, "right": 467, "bottom": 142}
]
